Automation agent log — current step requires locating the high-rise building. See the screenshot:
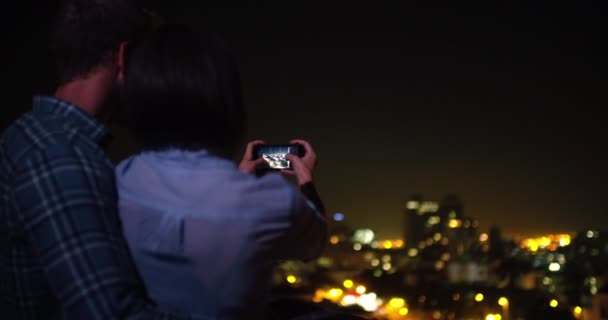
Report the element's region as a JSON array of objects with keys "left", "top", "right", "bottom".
[
  {"left": 403, "top": 194, "right": 440, "bottom": 248},
  {"left": 404, "top": 194, "right": 478, "bottom": 256}
]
